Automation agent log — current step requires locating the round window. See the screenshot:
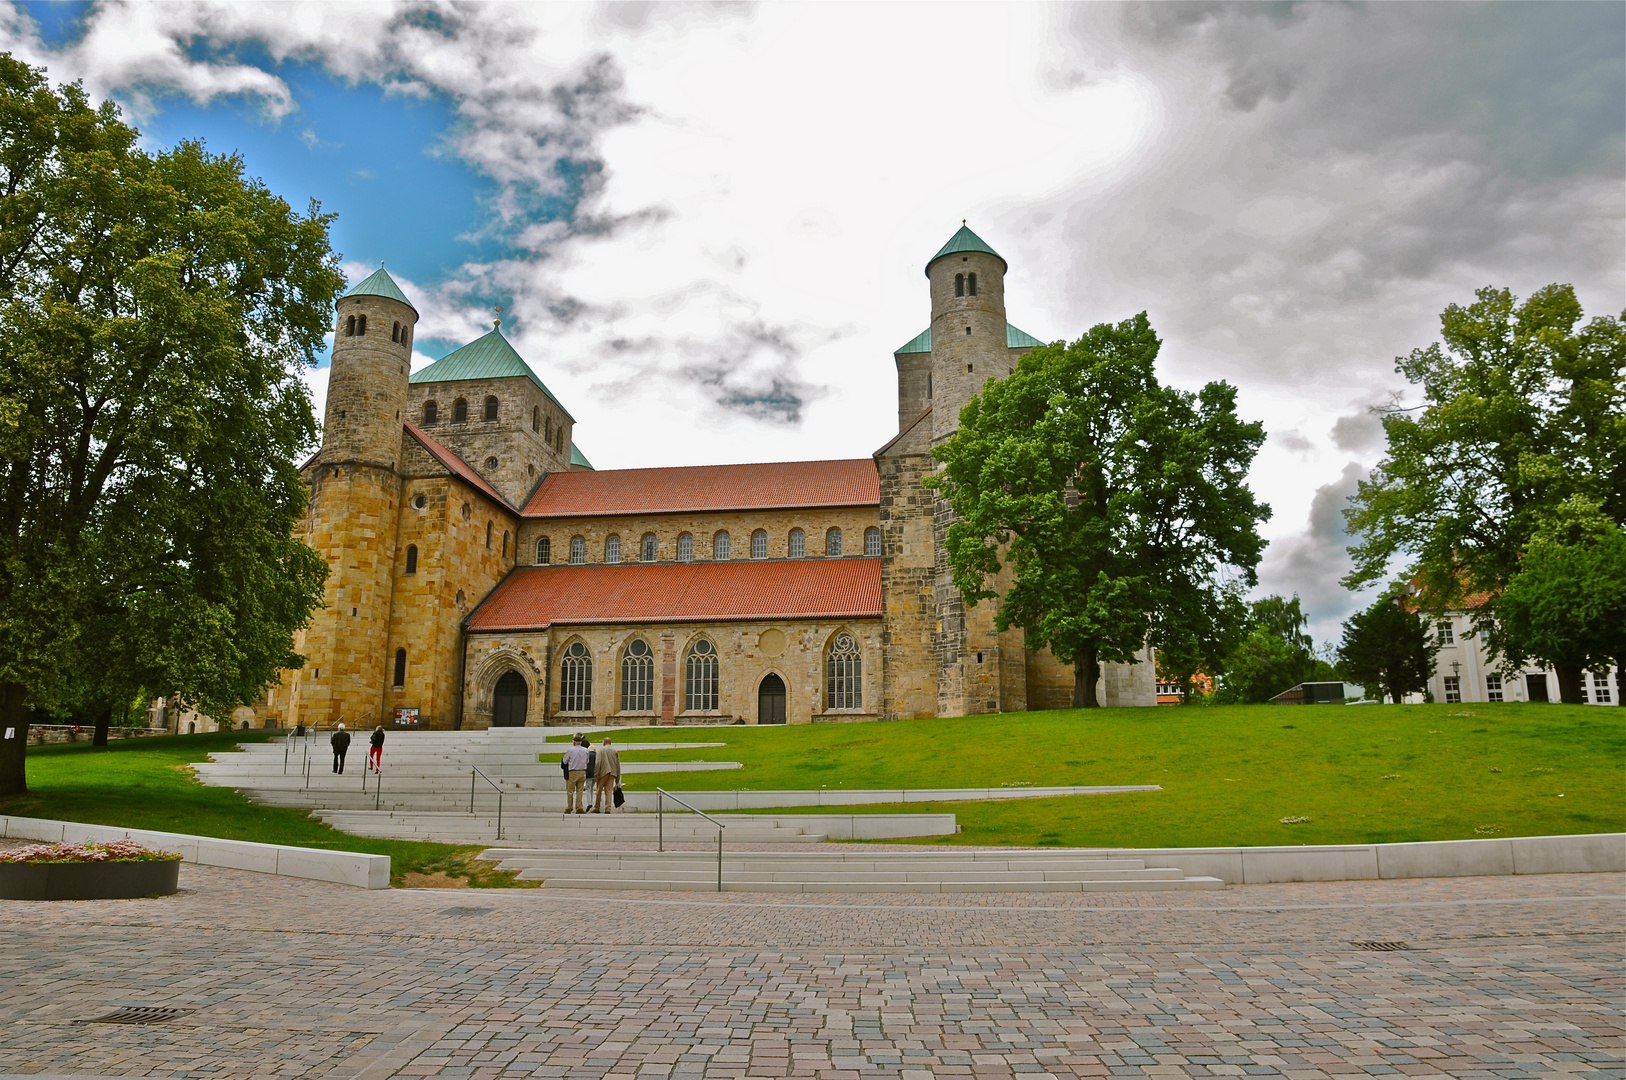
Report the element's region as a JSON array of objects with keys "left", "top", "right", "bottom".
[{"left": 413, "top": 494, "right": 427, "bottom": 510}]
